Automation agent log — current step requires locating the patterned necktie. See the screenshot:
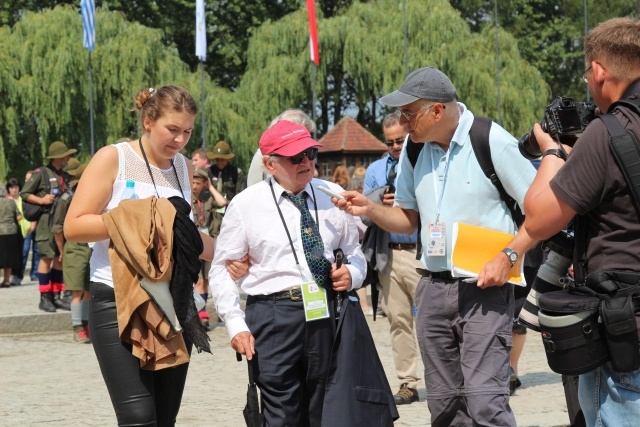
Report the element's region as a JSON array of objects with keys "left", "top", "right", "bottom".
[
  {"left": 283, "top": 191, "right": 332, "bottom": 288},
  {"left": 387, "top": 158, "right": 398, "bottom": 186}
]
